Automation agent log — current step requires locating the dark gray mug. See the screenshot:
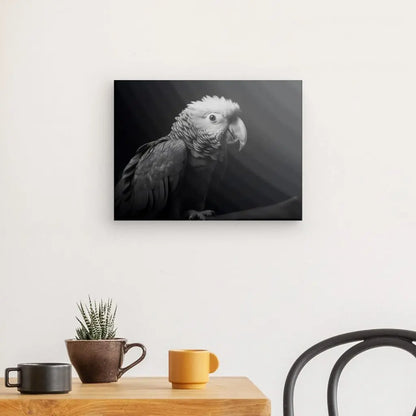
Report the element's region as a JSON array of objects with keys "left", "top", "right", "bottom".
[{"left": 5, "top": 363, "right": 72, "bottom": 394}]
